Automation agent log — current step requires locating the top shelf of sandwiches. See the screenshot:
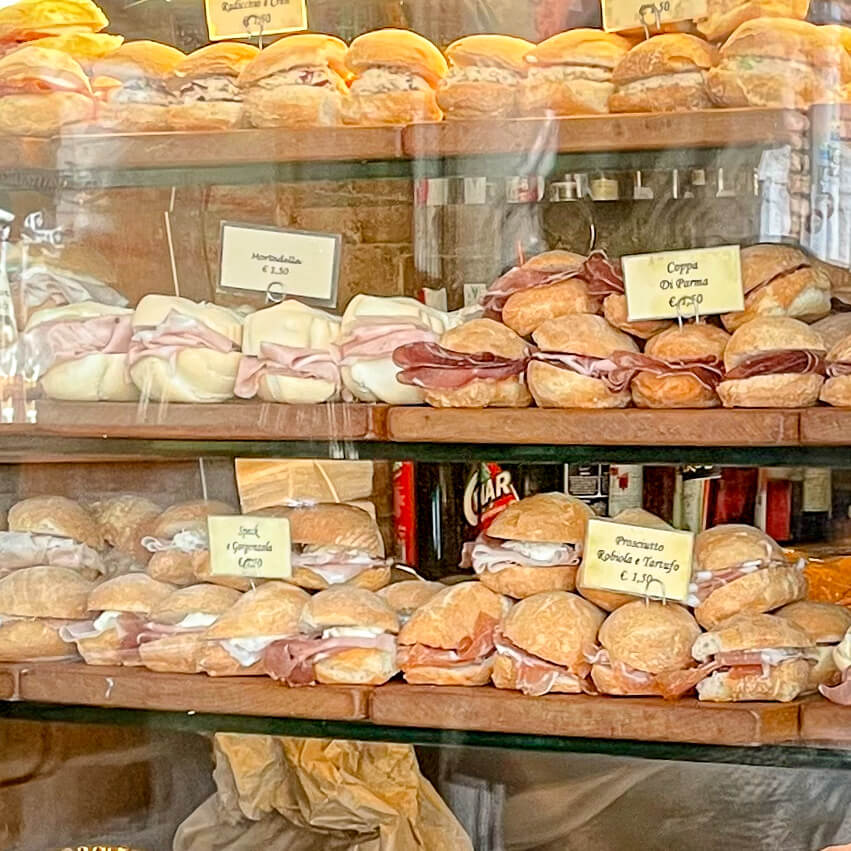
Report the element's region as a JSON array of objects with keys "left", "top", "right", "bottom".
[{"left": 0, "top": 0, "right": 844, "bottom": 171}]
